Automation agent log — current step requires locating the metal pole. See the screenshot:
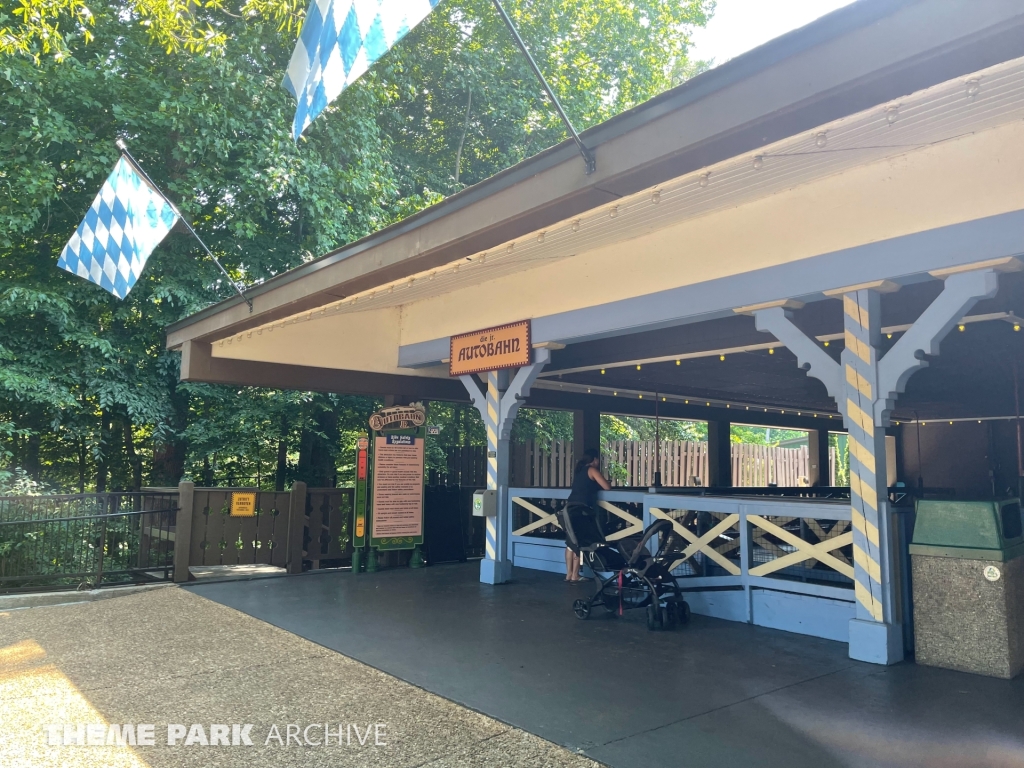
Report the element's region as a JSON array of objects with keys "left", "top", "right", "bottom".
[
  {"left": 1014, "top": 362, "right": 1023, "bottom": 497},
  {"left": 653, "top": 393, "right": 662, "bottom": 487},
  {"left": 489, "top": 0, "right": 596, "bottom": 175},
  {"left": 115, "top": 140, "right": 254, "bottom": 313}
]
